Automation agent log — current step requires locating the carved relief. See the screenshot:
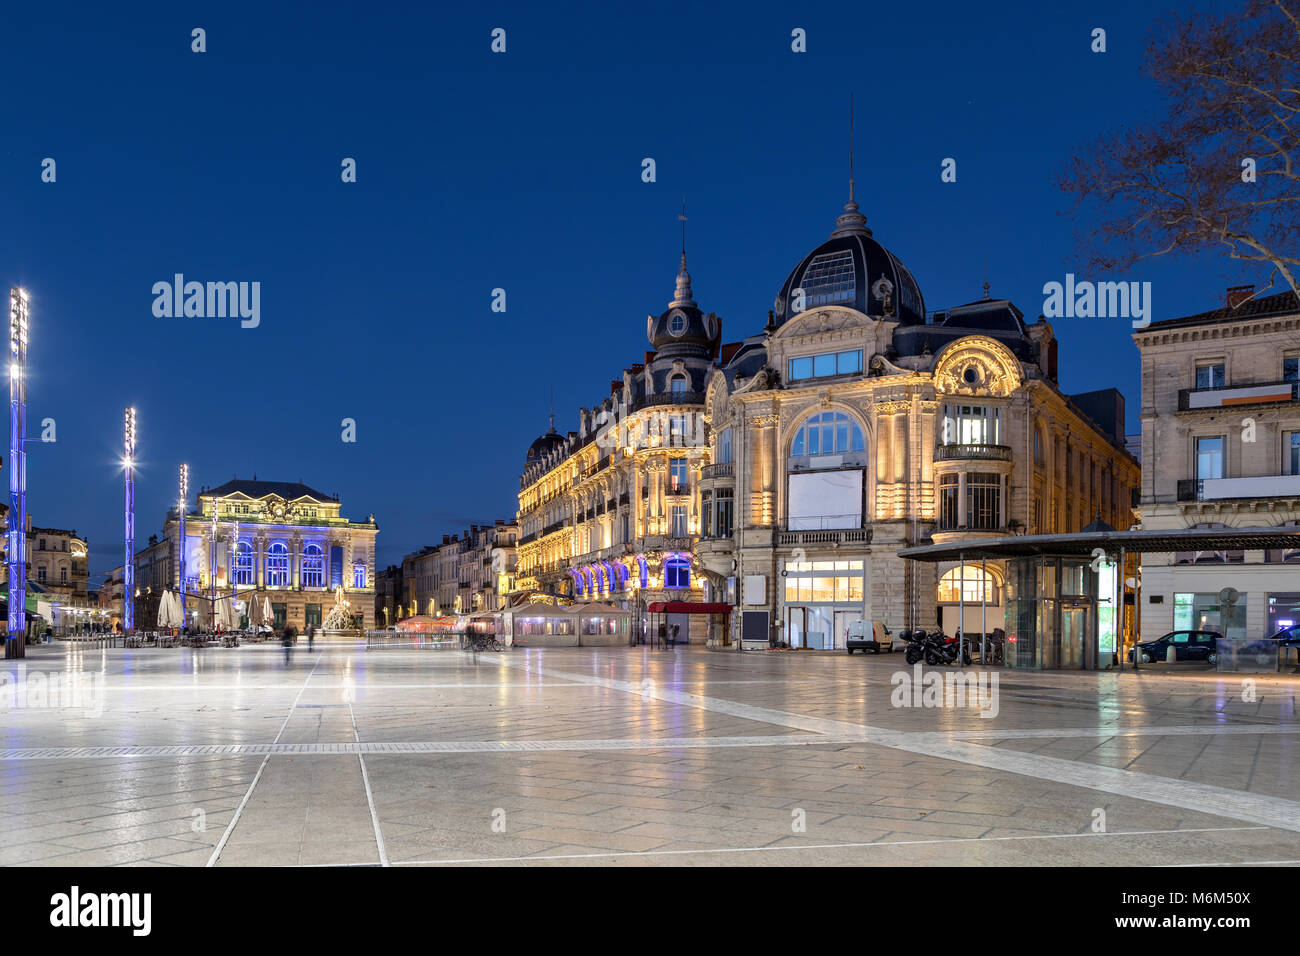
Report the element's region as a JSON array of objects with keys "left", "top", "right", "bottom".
[{"left": 932, "top": 336, "right": 1023, "bottom": 397}]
